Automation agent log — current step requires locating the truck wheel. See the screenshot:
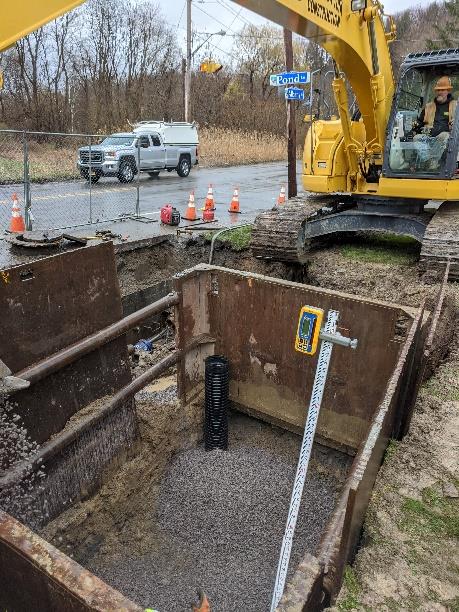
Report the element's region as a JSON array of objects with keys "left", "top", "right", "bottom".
[
  {"left": 148, "top": 171, "right": 160, "bottom": 178},
  {"left": 177, "top": 156, "right": 191, "bottom": 178},
  {"left": 118, "top": 160, "right": 135, "bottom": 183}
]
